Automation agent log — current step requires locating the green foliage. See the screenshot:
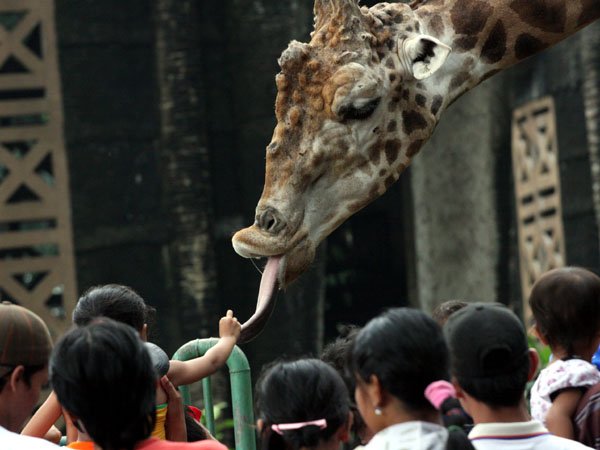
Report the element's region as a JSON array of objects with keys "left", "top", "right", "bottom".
[
  {"left": 201, "top": 401, "right": 235, "bottom": 445},
  {"left": 528, "top": 334, "right": 552, "bottom": 369}
]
